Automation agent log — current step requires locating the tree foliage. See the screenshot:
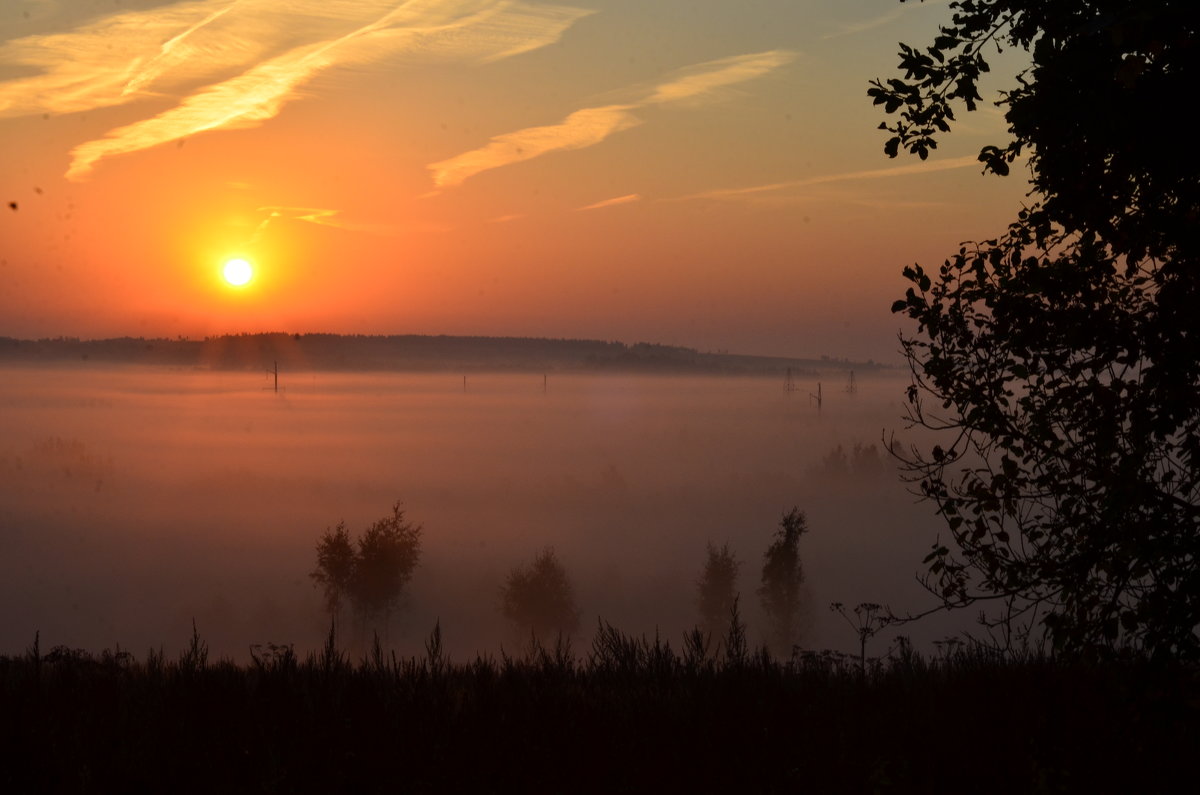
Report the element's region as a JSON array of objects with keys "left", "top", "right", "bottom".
[
  {"left": 311, "top": 522, "right": 355, "bottom": 628},
  {"left": 697, "top": 542, "right": 740, "bottom": 635},
  {"left": 874, "top": 1, "right": 1200, "bottom": 656},
  {"left": 311, "top": 501, "right": 422, "bottom": 632},
  {"left": 759, "top": 508, "right": 808, "bottom": 654},
  {"left": 501, "top": 547, "right": 580, "bottom": 640}
]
